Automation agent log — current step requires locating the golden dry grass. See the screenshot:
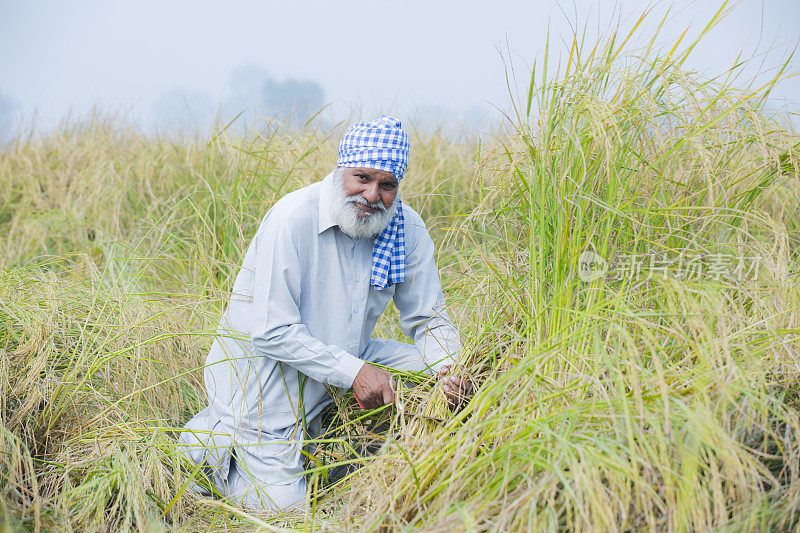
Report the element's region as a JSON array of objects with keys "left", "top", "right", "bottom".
[{"left": 2, "top": 5, "right": 800, "bottom": 531}]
